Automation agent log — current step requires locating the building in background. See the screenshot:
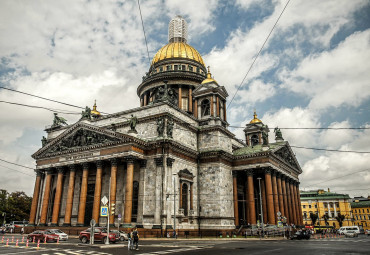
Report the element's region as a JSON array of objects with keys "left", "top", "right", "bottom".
[
  {"left": 28, "top": 16, "right": 303, "bottom": 233},
  {"left": 351, "top": 196, "right": 370, "bottom": 230},
  {"left": 300, "top": 189, "right": 352, "bottom": 228}
]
